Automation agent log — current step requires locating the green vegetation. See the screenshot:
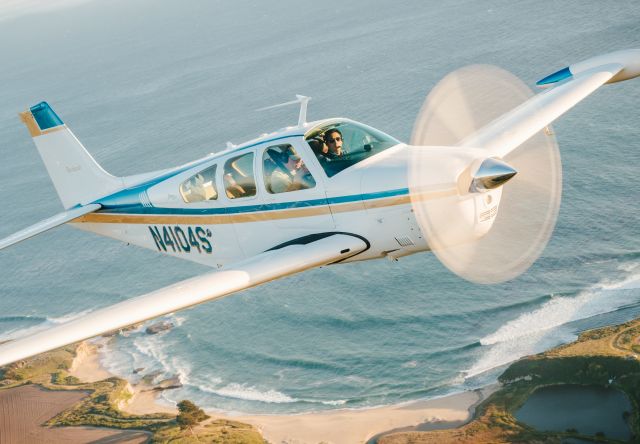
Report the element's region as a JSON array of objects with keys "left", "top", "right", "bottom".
[
  {"left": 154, "top": 419, "right": 265, "bottom": 444},
  {"left": 176, "top": 400, "right": 210, "bottom": 429},
  {"left": 0, "top": 342, "right": 266, "bottom": 443},
  {"left": 379, "top": 318, "right": 640, "bottom": 444},
  {"left": 0, "top": 345, "right": 77, "bottom": 386}
]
